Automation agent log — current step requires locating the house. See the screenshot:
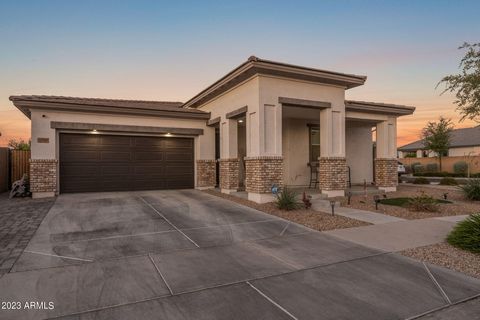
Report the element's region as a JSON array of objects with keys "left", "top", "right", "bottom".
[
  {"left": 398, "top": 126, "right": 480, "bottom": 158},
  {"left": 10, "top": 56, "right": 415, "bottom": 202}
]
